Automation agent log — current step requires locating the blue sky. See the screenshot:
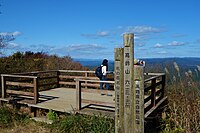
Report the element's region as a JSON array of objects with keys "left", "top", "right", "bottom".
[{"left": 0, "top": 0, "right": 200, "bottom": 60}]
